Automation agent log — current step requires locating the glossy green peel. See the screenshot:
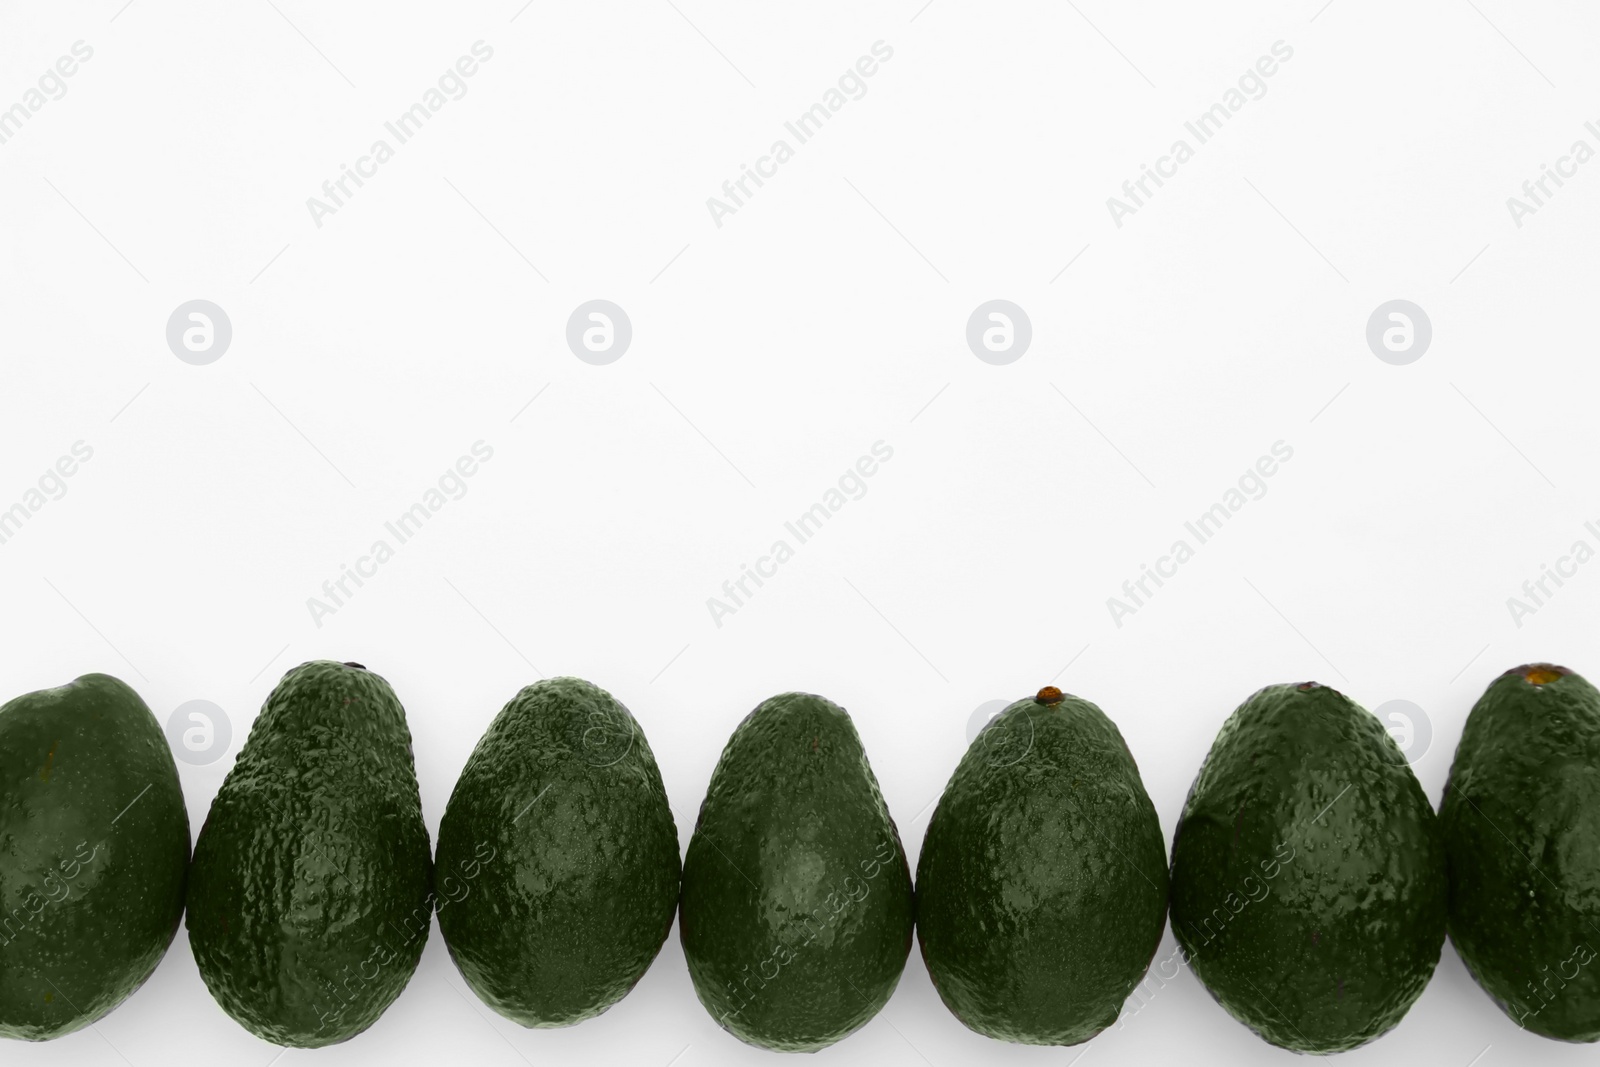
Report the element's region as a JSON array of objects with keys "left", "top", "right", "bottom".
[
  {"left": 187, "top": 661, "right": 433, "bottom": 1047},
  {"left": 1169, "top": 681, "right": 1446, "bottom": 1053},
  {"left": 0, "top": 674, "right": 190, "bottom": 1040},
  {"left": 435, "top": 677, "right": 680, "bottom": 1026},
  {"left": 1441, "top": 663, "right": 1600, "bottom": 1041},
  {"left": 680, "top": 692, "right": 914, "bottom": 1052},
  {"left": 916, "top": 687, "right": 1169, "bottom": 1045}
]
